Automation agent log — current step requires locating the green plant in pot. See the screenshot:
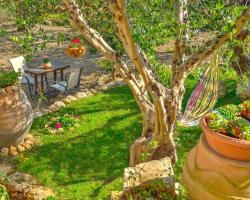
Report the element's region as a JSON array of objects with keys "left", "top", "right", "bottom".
[
  {"left": 202, "top": 101, "right": 250, "bottom": 162},
  {"left": 207, "top": 103, "right": 250, "bottom": 140},
  {"left": 0, "top": 71, "right": 33, "bottom": 149},
  {"left": 42, "top": 55, "right": 52, "bottom": 69}
]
